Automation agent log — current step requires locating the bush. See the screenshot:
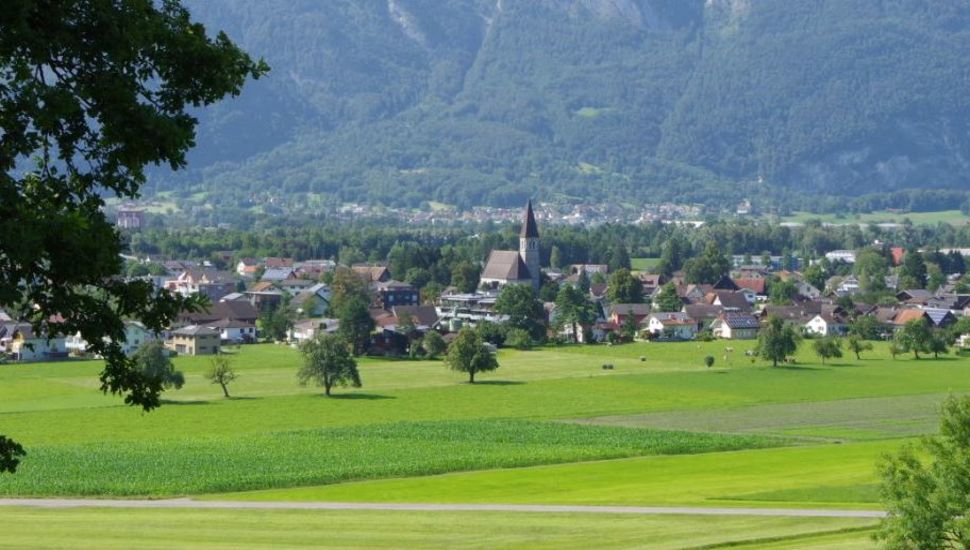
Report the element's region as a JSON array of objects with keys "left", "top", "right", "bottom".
[
  {"left": 704, "top": 355, "right": 715, "bottom": 368},
  {"left": 504, "top": 328, "right": 532, "bottom": 350}
]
